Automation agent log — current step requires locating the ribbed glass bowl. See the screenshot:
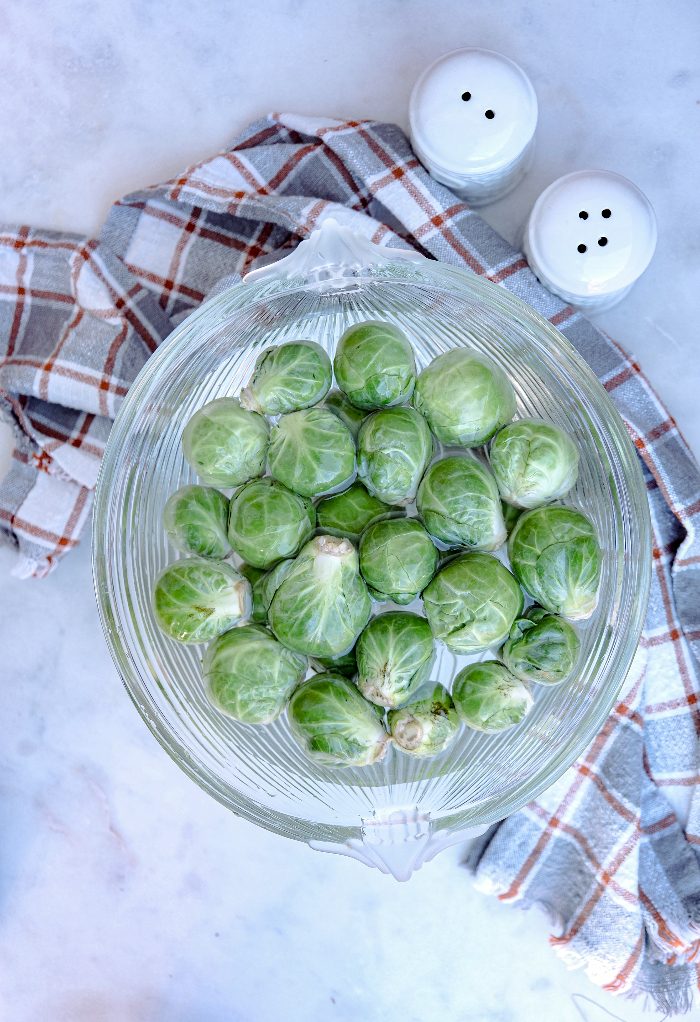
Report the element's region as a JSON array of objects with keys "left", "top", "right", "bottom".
[{"left": 92, "top": 251, "right": 651, "bottom": 854}]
